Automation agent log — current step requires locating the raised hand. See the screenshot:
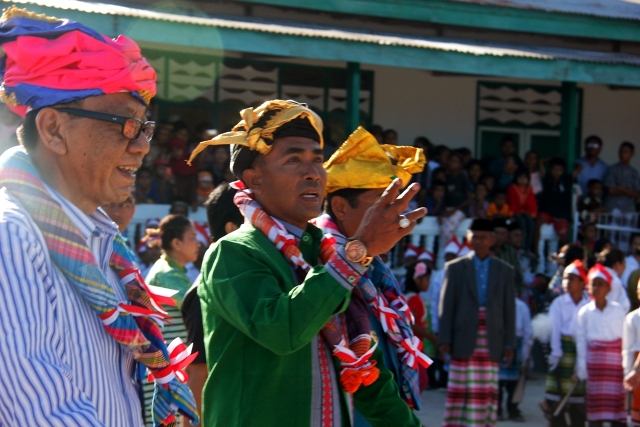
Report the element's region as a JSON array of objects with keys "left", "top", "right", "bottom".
[{"left": 352, "top": 179, "right": 427, "bottom": 257}]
